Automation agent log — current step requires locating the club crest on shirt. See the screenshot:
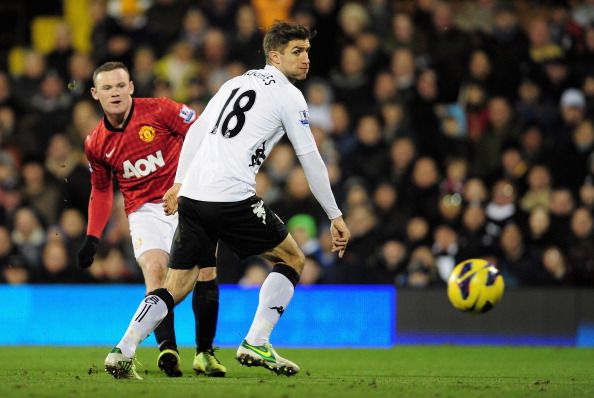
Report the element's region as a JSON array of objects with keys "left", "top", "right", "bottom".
[
  {"left": 298, "top": 110, "right": 309, "bottom": 126},
  {"left": 139, "top": 125, "right": 156, "bottom": 142}
]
